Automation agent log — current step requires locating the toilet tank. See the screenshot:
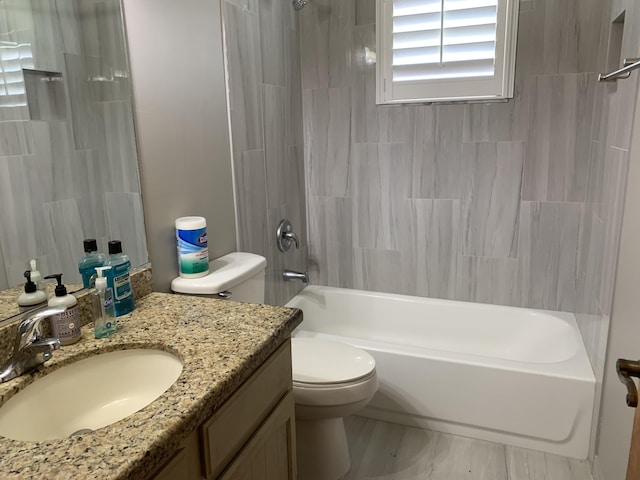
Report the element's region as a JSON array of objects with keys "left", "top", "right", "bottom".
[{"left": 171, "top": 252, "right": 266, "bottom": 303}]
